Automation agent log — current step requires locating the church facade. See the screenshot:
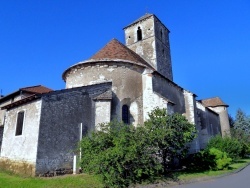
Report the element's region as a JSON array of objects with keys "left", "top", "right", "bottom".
[{"left": 0, "top": 13, "right": 230, "bottom": 176}]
